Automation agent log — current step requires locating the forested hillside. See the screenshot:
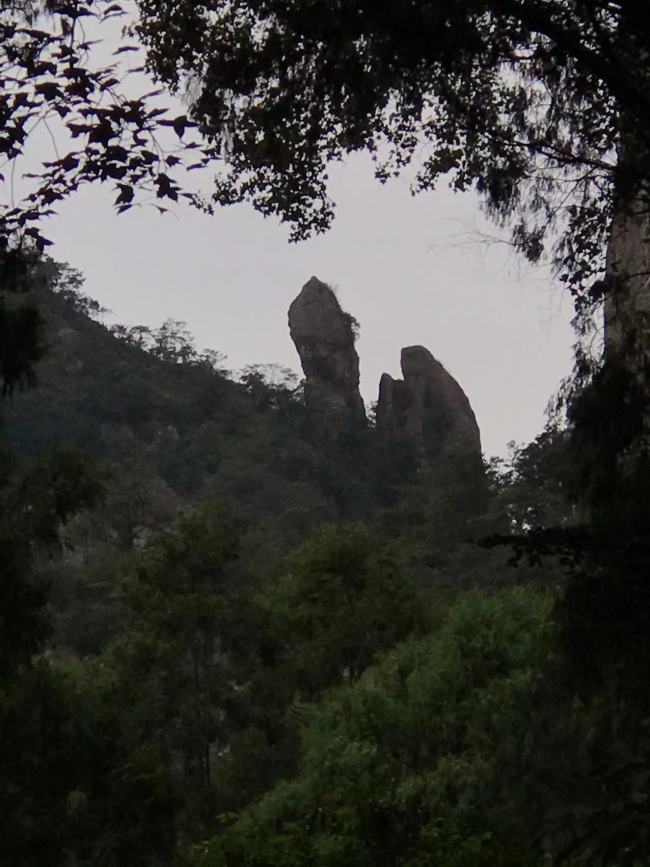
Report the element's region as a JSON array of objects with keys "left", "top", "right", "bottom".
[
  {"left": 4, "top": 1, "right": 650, "bottom": 864},
  {"left": 5, "top": 261, "right": 646, "bottom": 867}
]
